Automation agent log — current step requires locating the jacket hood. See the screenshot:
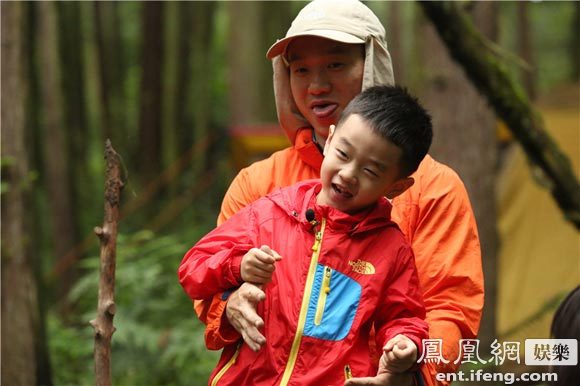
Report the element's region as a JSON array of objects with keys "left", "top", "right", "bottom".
[
  {"left": 270, "top": 0, "right": 395, "bottom": 146},
  {"left": 266, "top": 180, "right": 395, "bottom": 235}
]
